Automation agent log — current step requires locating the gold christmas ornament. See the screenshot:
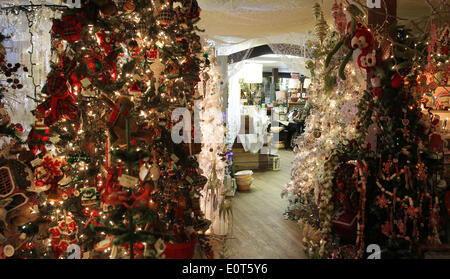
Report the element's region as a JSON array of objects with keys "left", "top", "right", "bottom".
[
  {"left": 312, "top": 2, "right": 322, "bottom": 19},
  {"left": 315, "top": 13, "right": 329, "bottom": 44}
]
